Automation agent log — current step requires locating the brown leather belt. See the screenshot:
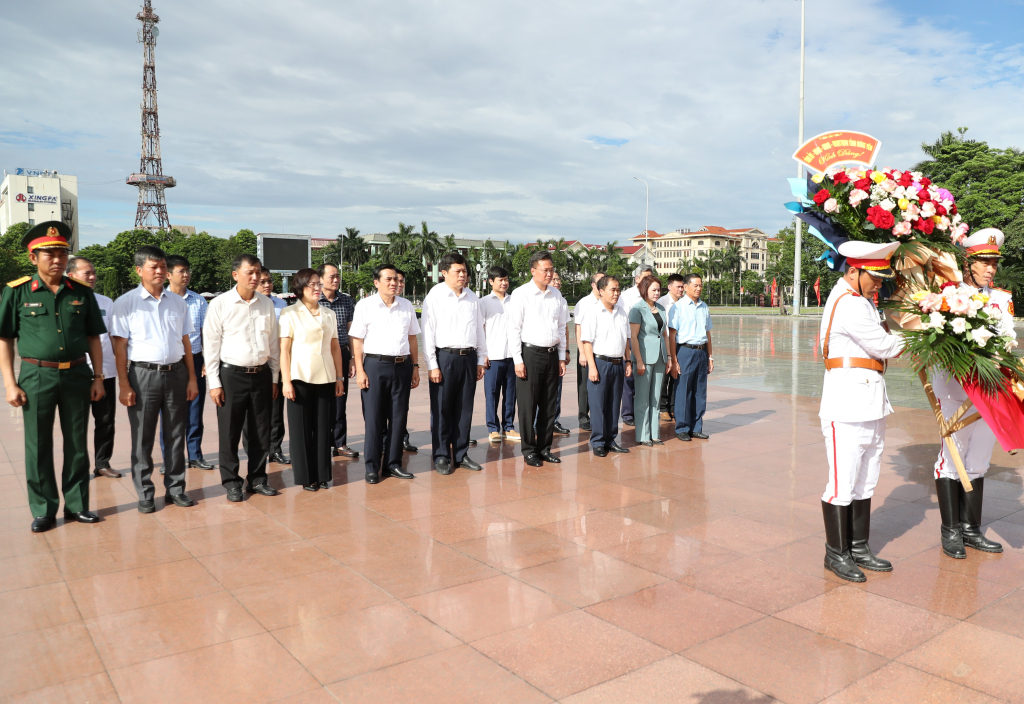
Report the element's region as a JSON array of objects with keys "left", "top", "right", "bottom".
[
  {"left": 822, "top": 291, "right": 885, "bottom": 375},
  {"left": 22, "top": 356, "right": 88, "bottom": 370}
]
